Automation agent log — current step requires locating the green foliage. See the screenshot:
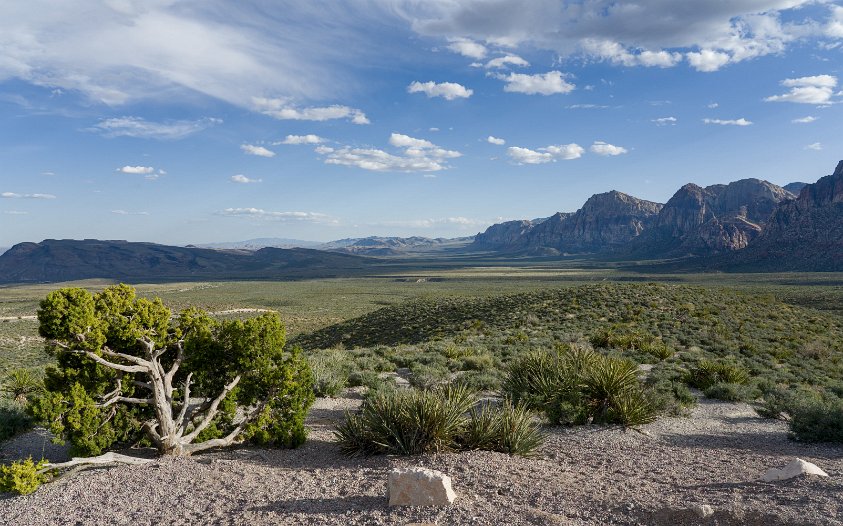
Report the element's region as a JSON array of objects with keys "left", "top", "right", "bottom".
[
  {"left": 32, "top": 284, "right": 314, "bottom": 457},
  {"left": 503, "top": 346, "right": 659, "bottom": 427},
  {"left": 308, "top": 350, "right": 351, "bottom": 397},
  {"left": 335, "top": 384, "right": 476, "bottom": 456},
  {"left": 788, "top": 395, "right": 843, "bottom": 443},
  {"left": 0, "top": 457, "right": 47, "bottom": 495},
  {"left": 1, "top": 369, "right": 42, "bottom": 404},
  {"left": 462, "top": 401, "right": 544, "bottom": 457},
  {"left": 590, "top": 325, "right": 673, "bottom": 361},
  {"left": 703, "top": 382, "right": 759, "bottom": 402},
  {"left": 0, "top": 398, "right": 33, "bottom": 442},
  {"left": 687, "top": 360, "right": 750, "bottom": 390}
]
